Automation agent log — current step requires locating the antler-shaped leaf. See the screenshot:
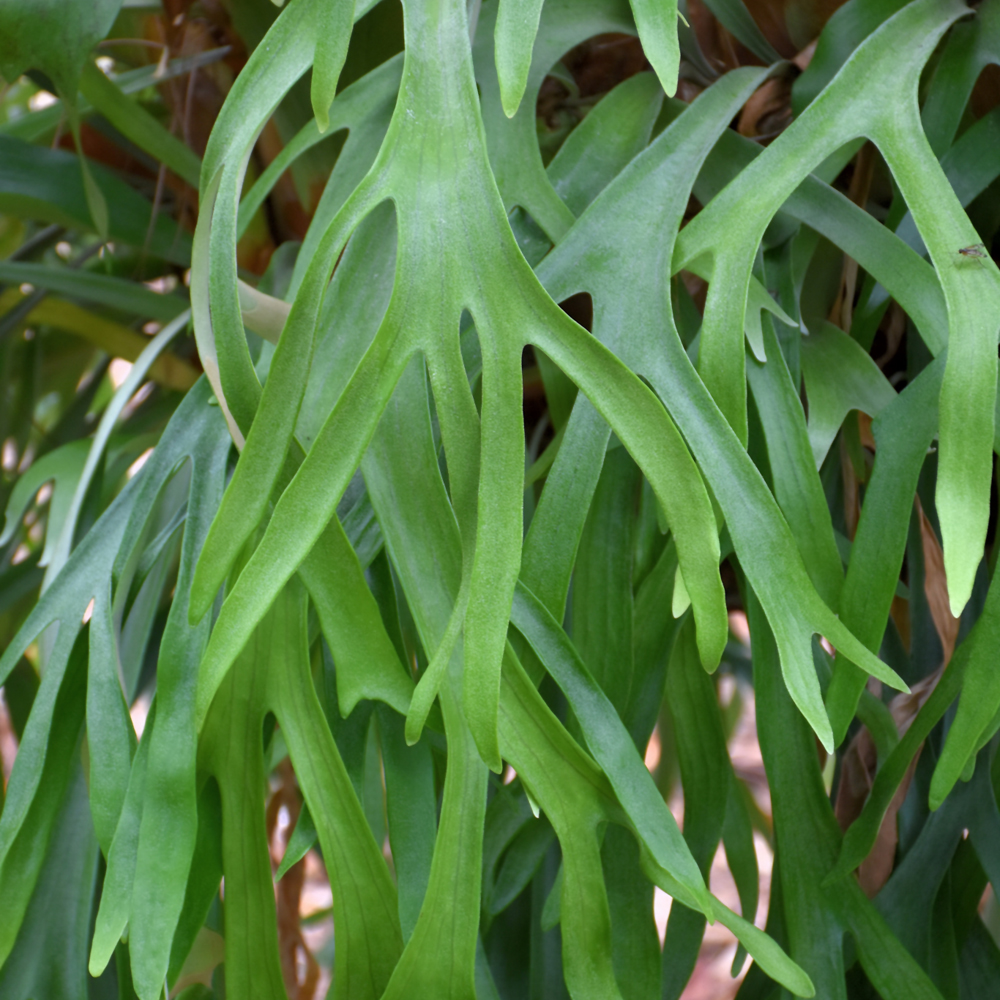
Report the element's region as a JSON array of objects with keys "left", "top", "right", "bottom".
[
  {"left": 192, "top": 0, "right": 728, "bottom": 774},
  {"left": 675, "top": 0, "right": 1000, "bottom": 619}
]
